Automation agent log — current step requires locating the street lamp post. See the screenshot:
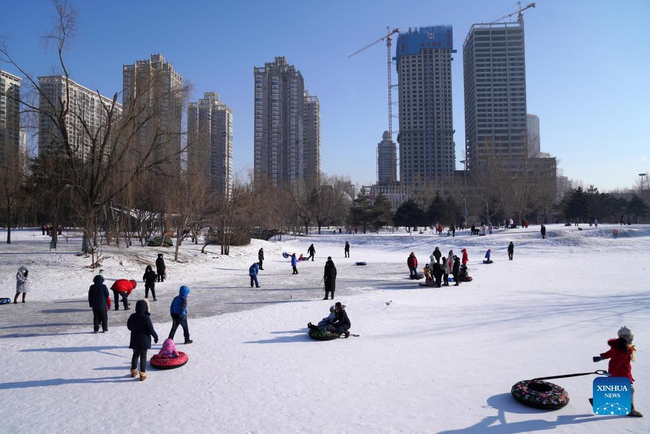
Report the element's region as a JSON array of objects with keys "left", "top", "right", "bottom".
[{"left": 460, "top": 158, "right": 468, "bottom": 229}]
